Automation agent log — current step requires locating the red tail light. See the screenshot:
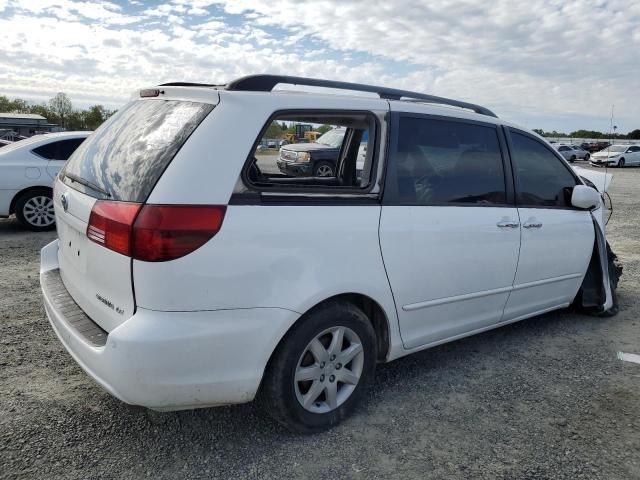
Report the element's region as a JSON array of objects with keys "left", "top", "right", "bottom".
[
  {"left": 87, "top": 201, "right": 141, "bottom": 256},
  {"left": 87, "top": 202, "right": 226, "bottom": 261},
  {"left": 132, "top": 205, "right": 226, "bottom": 262}
]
